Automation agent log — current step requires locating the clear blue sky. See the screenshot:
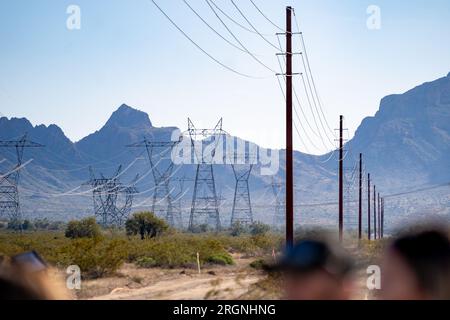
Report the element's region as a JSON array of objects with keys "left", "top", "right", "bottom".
[{"left": 1, "top": 0, "right": 449, "bottom": 154}]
